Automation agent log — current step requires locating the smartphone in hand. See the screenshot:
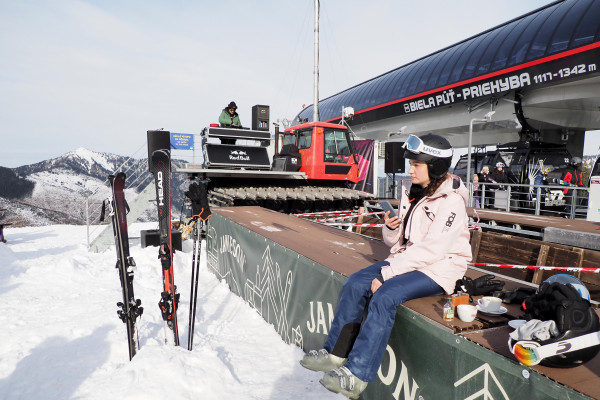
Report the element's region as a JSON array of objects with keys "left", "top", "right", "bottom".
[{"left": 379, "top": 200, "right": 397, "bottom": 218}]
